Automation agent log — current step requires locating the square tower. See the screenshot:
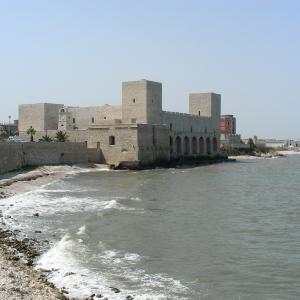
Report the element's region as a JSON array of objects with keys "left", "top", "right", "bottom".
[
  {"left": 19, "top": 103, "right": 63, "bottom": 132},
  {"left": 122, "top": 80, "right": 162, "bottom": 124},
  {"left": 189, "top": 93, "right": 221, "bottom": 123}
]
